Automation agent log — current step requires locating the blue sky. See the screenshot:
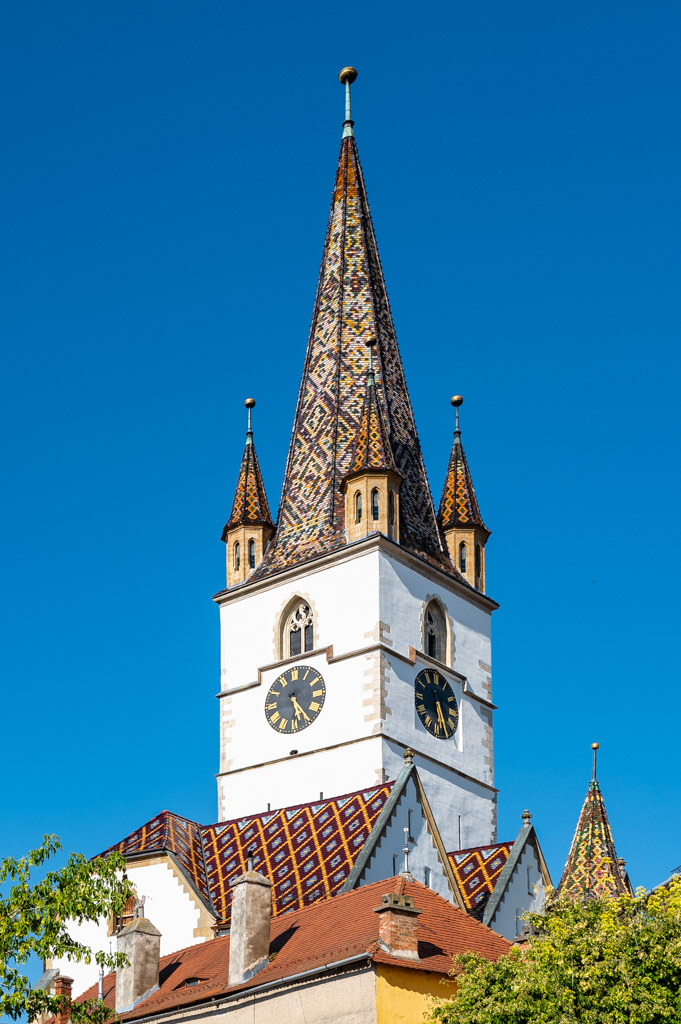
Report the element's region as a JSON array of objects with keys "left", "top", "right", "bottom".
[{"left": 2, "top": 0, "right": 680, "bottom": 927}]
